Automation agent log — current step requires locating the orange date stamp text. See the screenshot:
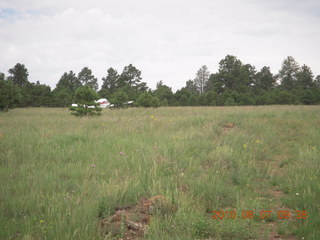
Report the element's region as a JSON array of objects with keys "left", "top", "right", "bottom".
[{"left": 211, "top": 210, "right": 308, "bottom": 220}]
